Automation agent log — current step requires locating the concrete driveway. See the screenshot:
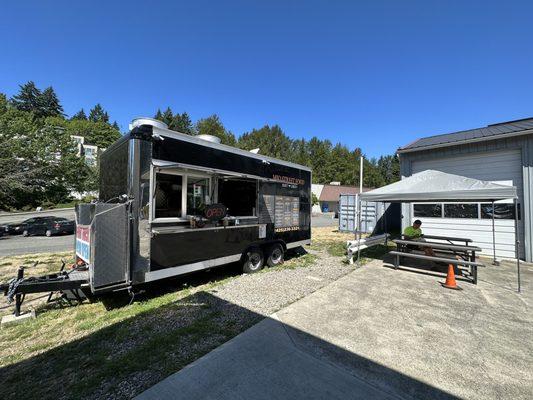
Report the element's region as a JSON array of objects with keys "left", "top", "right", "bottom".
[{"left": 137, "top": 258, "right": 533, "bottom": 400}]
